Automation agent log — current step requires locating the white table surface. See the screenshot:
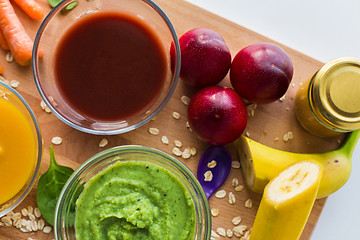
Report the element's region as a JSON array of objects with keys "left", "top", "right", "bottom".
[{"left": 185, "top": 0, "right": 360, "bottom": 239}]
